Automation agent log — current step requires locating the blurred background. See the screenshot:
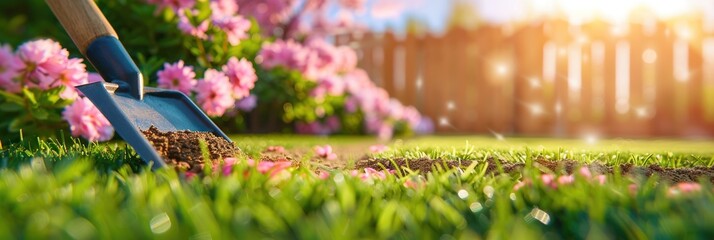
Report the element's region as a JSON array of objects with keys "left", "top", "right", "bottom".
[
  {"left": 336, "top": 0, "right": 714, "bottom": 139},
  {"left": 2, "top": 0, "right": 714, "bottom": 140}
]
